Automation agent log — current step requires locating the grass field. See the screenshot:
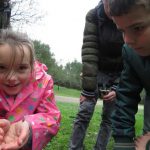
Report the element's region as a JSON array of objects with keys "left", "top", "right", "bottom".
[
  {"left": 43, "top": 86, "right": 144, "bottom": 150},
  {"left": 54, "top": 85, "right": 80, "bottom": 98}
]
